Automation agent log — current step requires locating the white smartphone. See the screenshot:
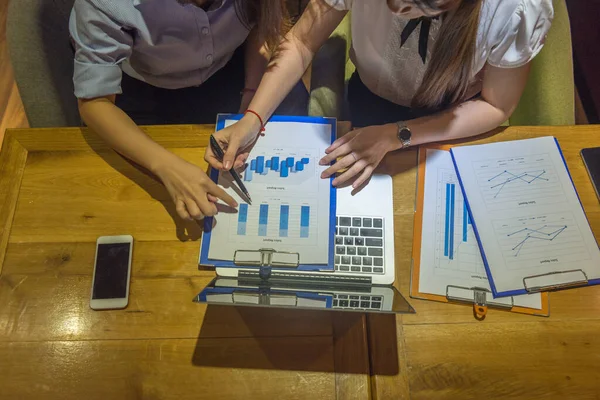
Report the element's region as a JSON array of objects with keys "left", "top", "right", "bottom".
[{"left": 90, "top": 235, "right": 133, "bottom": 310}]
